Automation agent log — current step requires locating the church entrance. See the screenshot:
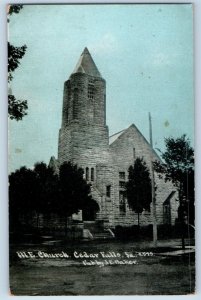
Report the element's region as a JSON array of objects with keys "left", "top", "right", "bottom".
[{"left": 82, "top": 199, "right": 99, "bottom": 221}]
